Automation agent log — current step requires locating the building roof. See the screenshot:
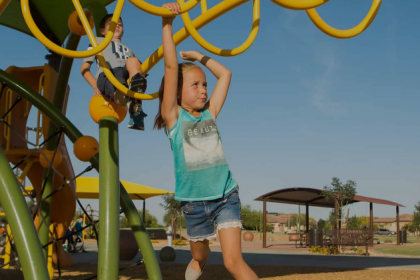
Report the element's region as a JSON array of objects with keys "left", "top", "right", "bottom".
[
  {"left": 267, "top": 215, "right": 289, "bottom": 224},
  {"left": 255, "top": 187, "right": 404, "bottom": 208},
  {"left": 373, "top": 214, "right": 413, "bottom": 223}
]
